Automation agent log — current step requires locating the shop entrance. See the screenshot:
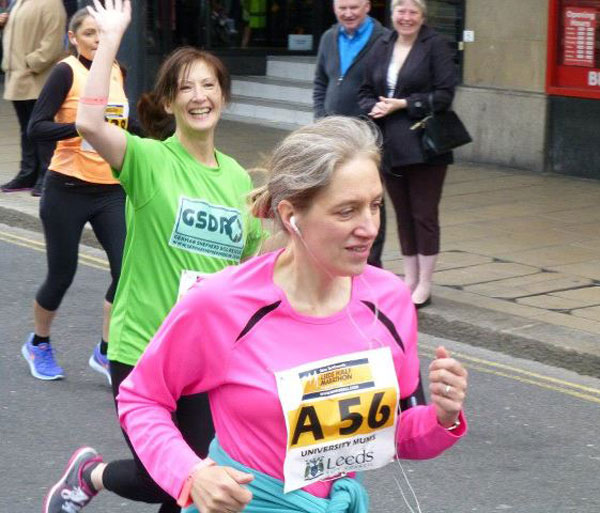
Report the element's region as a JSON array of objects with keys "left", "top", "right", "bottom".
[
  {"left": 144, "top": 1, "right": 463, "bottom": 53},
  {"left": 141, "top": 1, "right": 465, "bottom": 86},
  {"left": 145, "top": 1, "right": 327, "bottom": 53}
]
